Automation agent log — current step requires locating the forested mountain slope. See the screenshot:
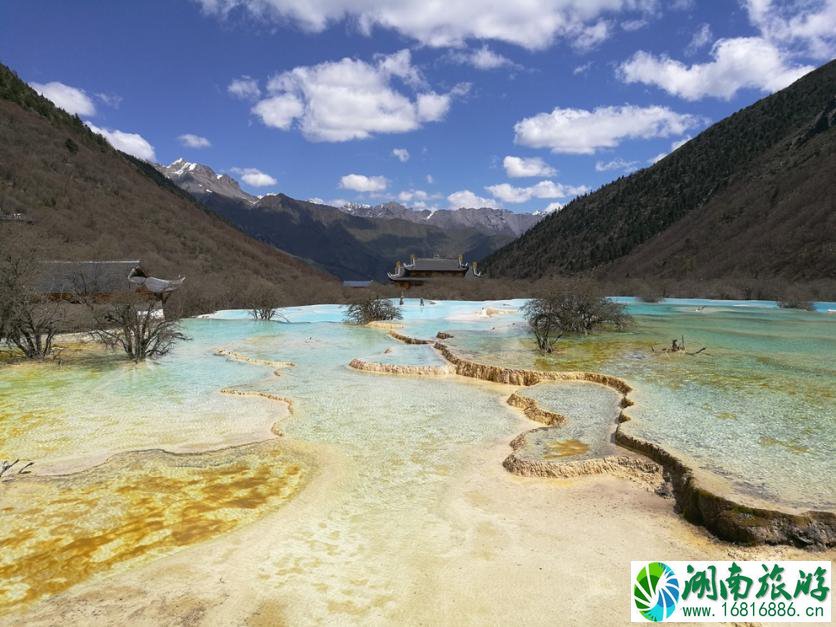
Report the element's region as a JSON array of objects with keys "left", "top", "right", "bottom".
[
  {"left": 485, "top": 60, "right": 836, "bottom": 281},
  {"left": 0, "top": 63, "right": 335, "bottom": 310},
  {"left": 191, "top": 191, "right": 514, "bottom": 281}
]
